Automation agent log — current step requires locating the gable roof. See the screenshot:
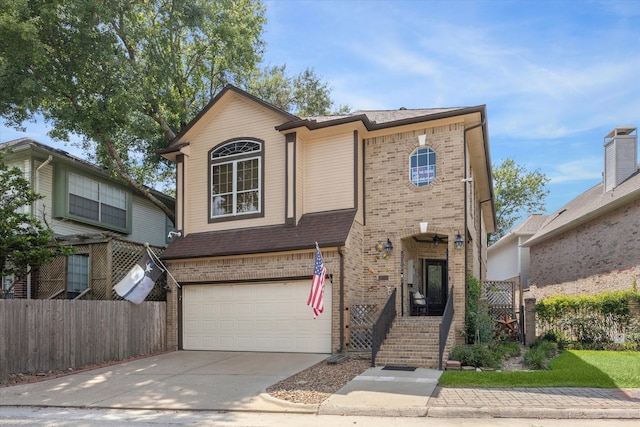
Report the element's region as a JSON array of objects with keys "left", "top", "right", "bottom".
[
  {"left": 523, "top": 169, "right": 640, "bottom": 247},
  {"left": 159, "top": 209, "right": 357, "bottom": 260},
  {"left": 159, "top": 84, "right": 486, "bottom": 150},
  {"left": 157, "top": 85, "right": 299, "bottom": 156},
  {"left": 488, "top": 213, "right": 547, "bottom": 252}
]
